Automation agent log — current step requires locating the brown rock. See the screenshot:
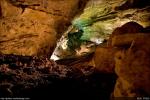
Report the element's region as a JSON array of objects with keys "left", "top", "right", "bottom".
[
  {"left": 113, "top": 78, "right": 137, "bottom": 97},
  {"left": 89, "top": 22, "right": 145, "bottom": 74},
  {"left": 0, "top": 3, "right": 2, "bottom": 17},
  {"left": 112, "top": 22, "right": 144, "bottom": 35},
  {"left": 111, "top": 33, "right": 150, "bottom": 47},
  {"left": 0, "top": 0, "right": 86, "bottom": 56},
  {"left": 115, "top": 0, "right": 150, "bottom": 10},
  {"left": 7, "top": 0, "right": 83, "bottom": 18},
  {"left": 0, "top": 8, "right": 57, "bottom": 56},
  {"left": 108, "top": 22, "right": 144, "bottom": 46},
  {"left": 93, "top": 47, "right": 118, "bottom": 73},
  {"left": 0, "top": 0, "right": 22, "bottom": 17},
  {"left": 113, "top": 35, "right": 150, "bottom": 96}
]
